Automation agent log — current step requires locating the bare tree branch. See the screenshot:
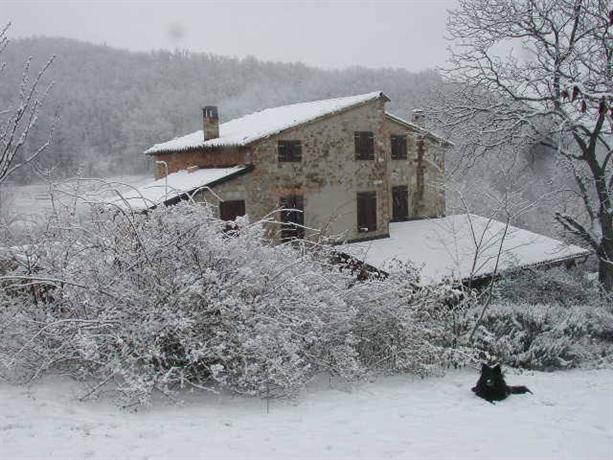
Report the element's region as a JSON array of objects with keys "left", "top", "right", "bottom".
[
  {"left": 432, "top": 0, "right": 613, "bottom": 290},
  {"left": 0, "top": 23, "right": 55, "bottom": 186}
]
